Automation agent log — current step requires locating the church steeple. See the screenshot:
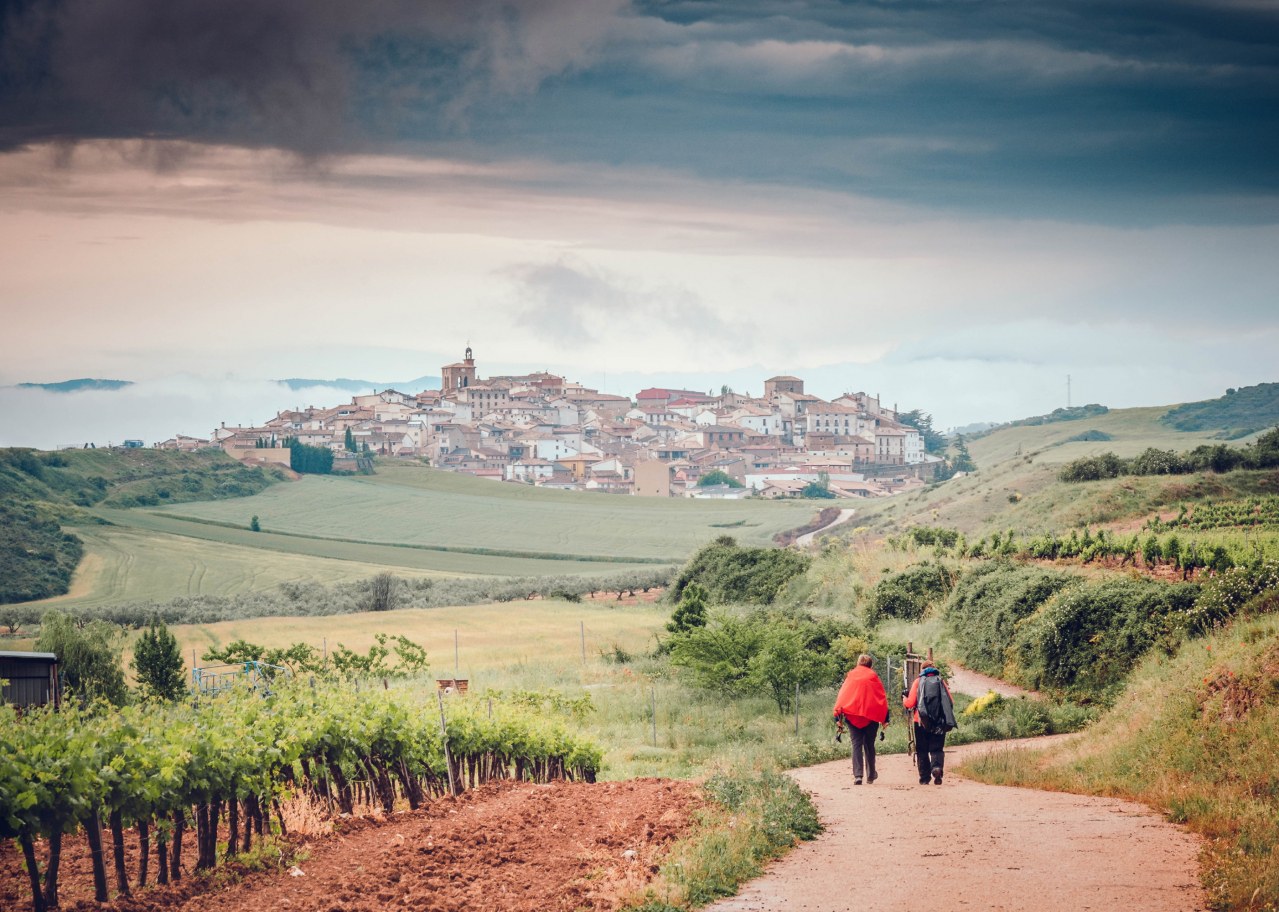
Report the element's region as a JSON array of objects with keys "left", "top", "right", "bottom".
[{"left": 442, "top": 345, "right": 478, "bottom": 391}]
